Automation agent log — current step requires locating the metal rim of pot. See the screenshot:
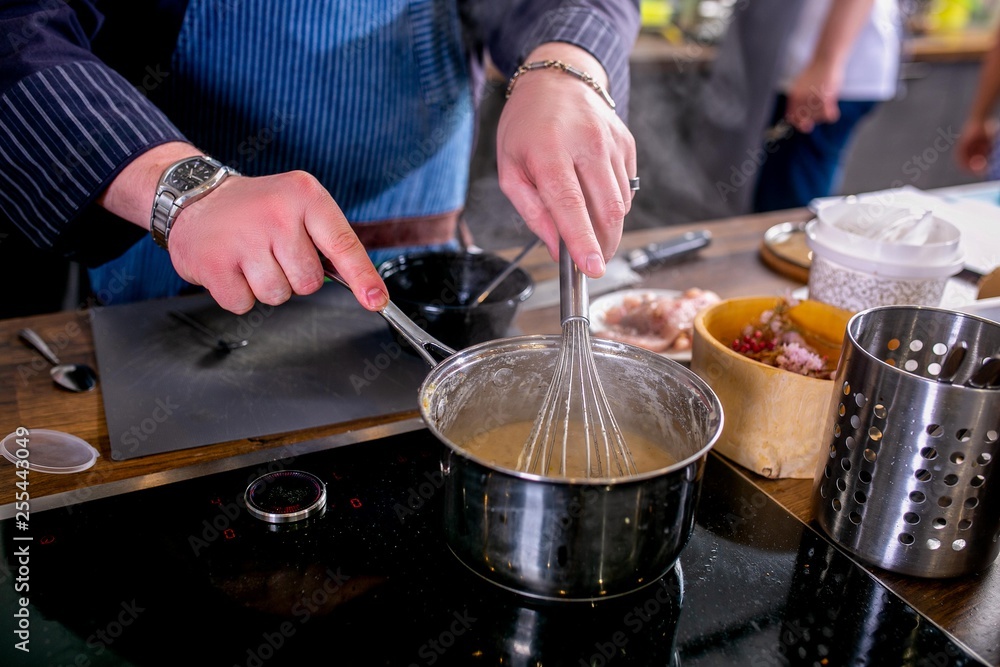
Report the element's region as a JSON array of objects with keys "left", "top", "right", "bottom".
[{"left": 418, "top": 334, "right": 722, "bottom": 486}]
